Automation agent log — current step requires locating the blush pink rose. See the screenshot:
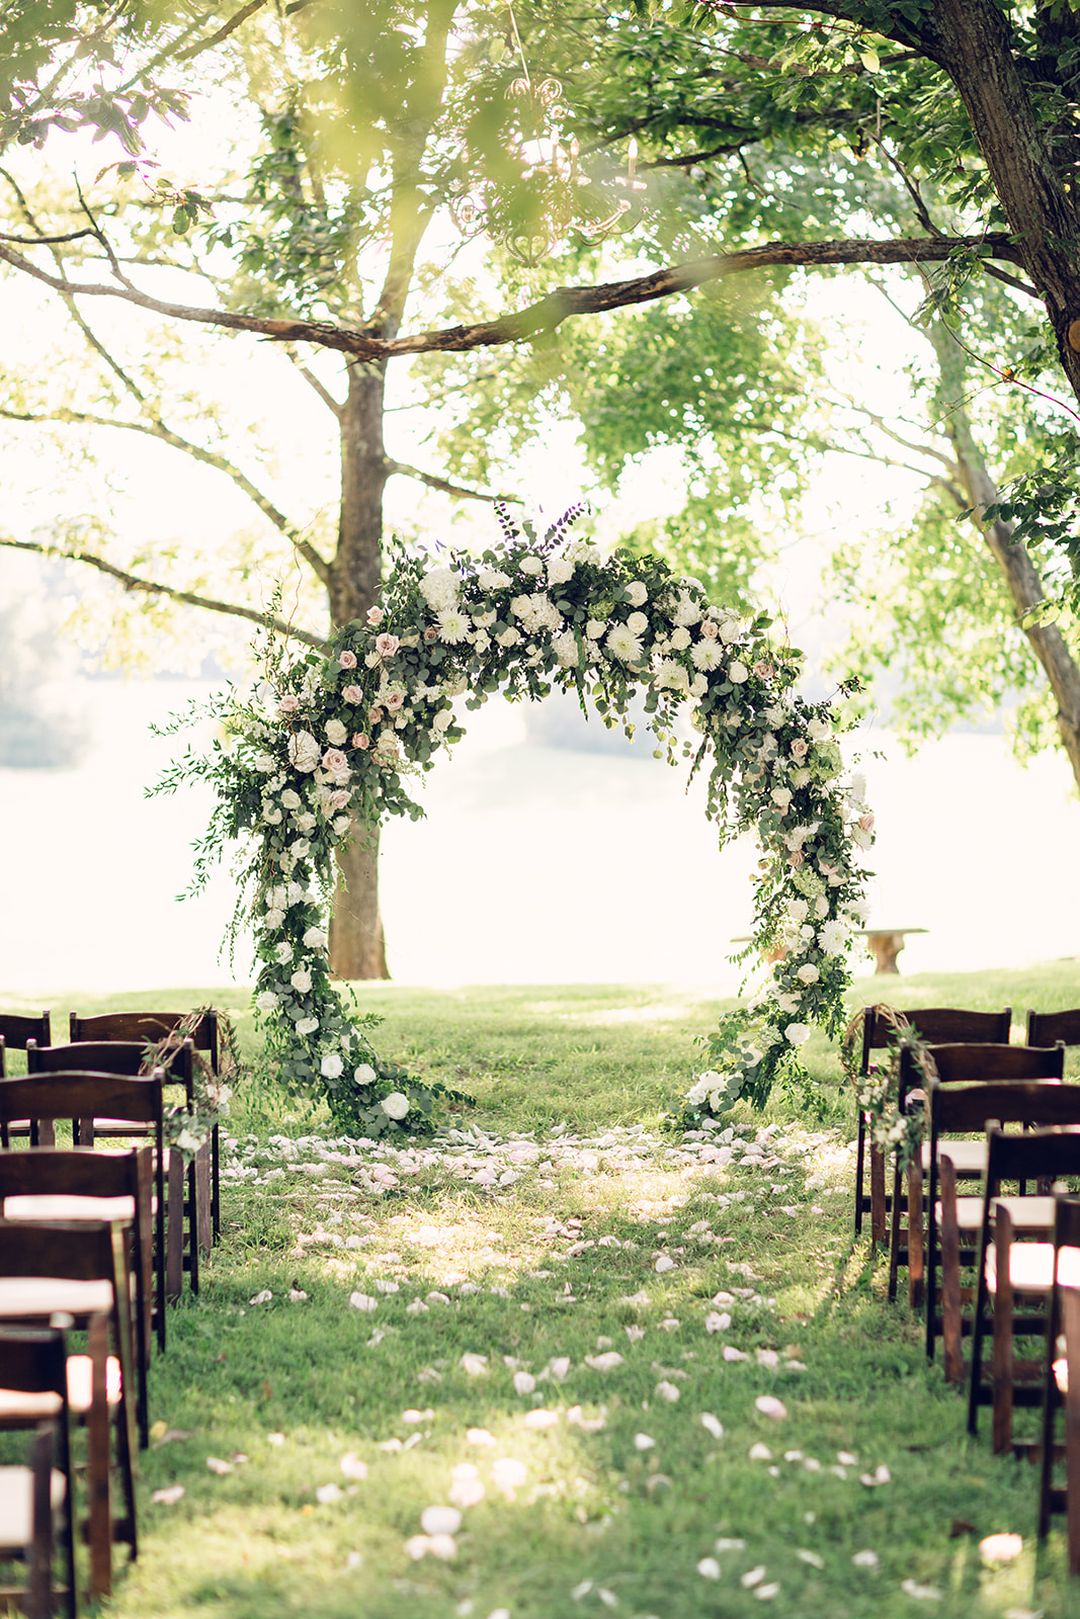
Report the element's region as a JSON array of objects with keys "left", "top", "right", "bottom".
[
  {"left": 339, "top": 650, "right": 358, "bottom": 670},
  {"left": 790, "top": 738, "right": 809, "bottom": 761},
  {"left": 322, "top": 748, "right": 348, "bottom": 774},
  {"left": 700, "top": 619, "right": 719, "bottom": 642},
  {"left": 342, "top": 684, "right": 362, "bottom": 703},
  {"left": 754, "top": 659, "right": 773, "bottom": 679},
  {"left": 366, "top": 606, "right": 384, "bottom": 627},
  {"left": 368, "top": 706, "right": 384, "bottom": 726},
  {"left": 278, "top": 694, "right": 300, "bottom": 714},
  {"left": 375, "top": 632, "right": 400, "bottom": 659},
  {"left": 384, "top": 691, "right": 404, "bottom": 712},
  {"left": 352, "top": 732, "right": 370, "bottom": 750},
  {"left": 329, "top": 788, "right": 351, "bottom": 810}
]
